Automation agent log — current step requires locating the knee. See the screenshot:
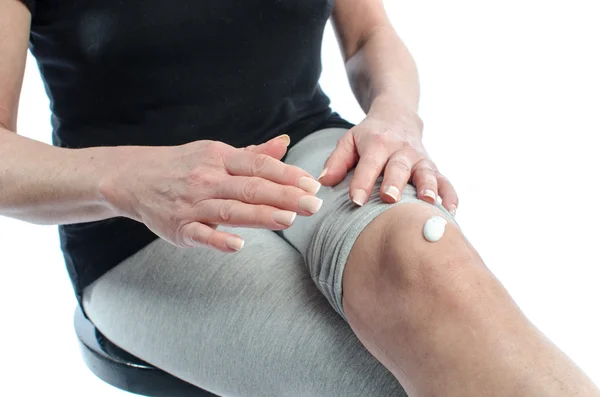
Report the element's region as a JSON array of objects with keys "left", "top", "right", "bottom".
[
  {"left": 343, "top": 202, "right": 503, "bottom": 322},
  {"left": 378, "top": 202, "right": 481, "bottom": 293}
]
